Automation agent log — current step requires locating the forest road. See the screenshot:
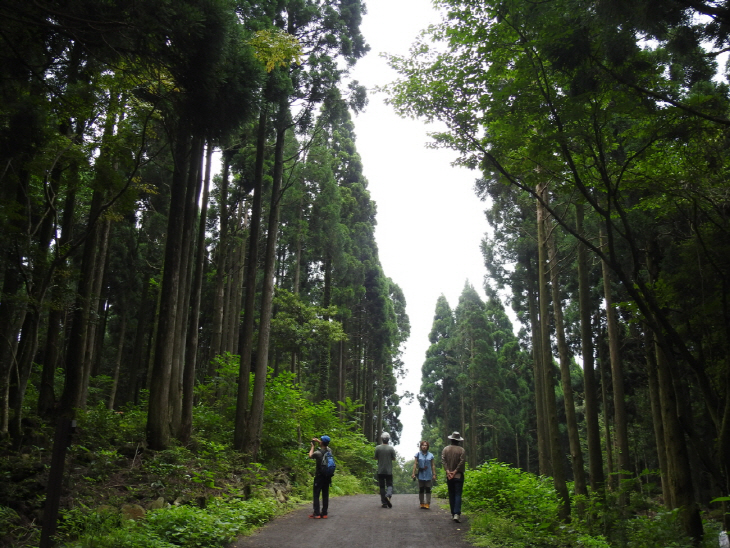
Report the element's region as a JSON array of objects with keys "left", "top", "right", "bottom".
[{"left": 229, "top": 494, "right": 474, "bottom": 548}]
